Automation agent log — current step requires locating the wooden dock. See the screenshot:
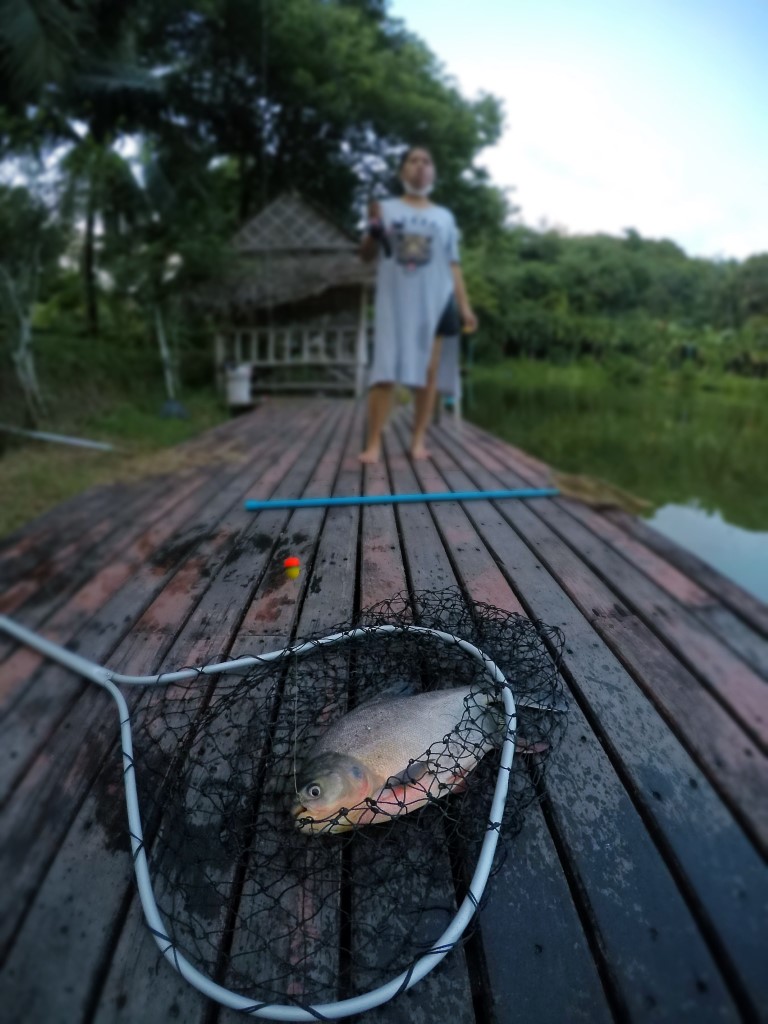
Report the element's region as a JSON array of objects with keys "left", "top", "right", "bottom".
[{"left": 0, "top": 397, "right": 766, "bottom": 1024}]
